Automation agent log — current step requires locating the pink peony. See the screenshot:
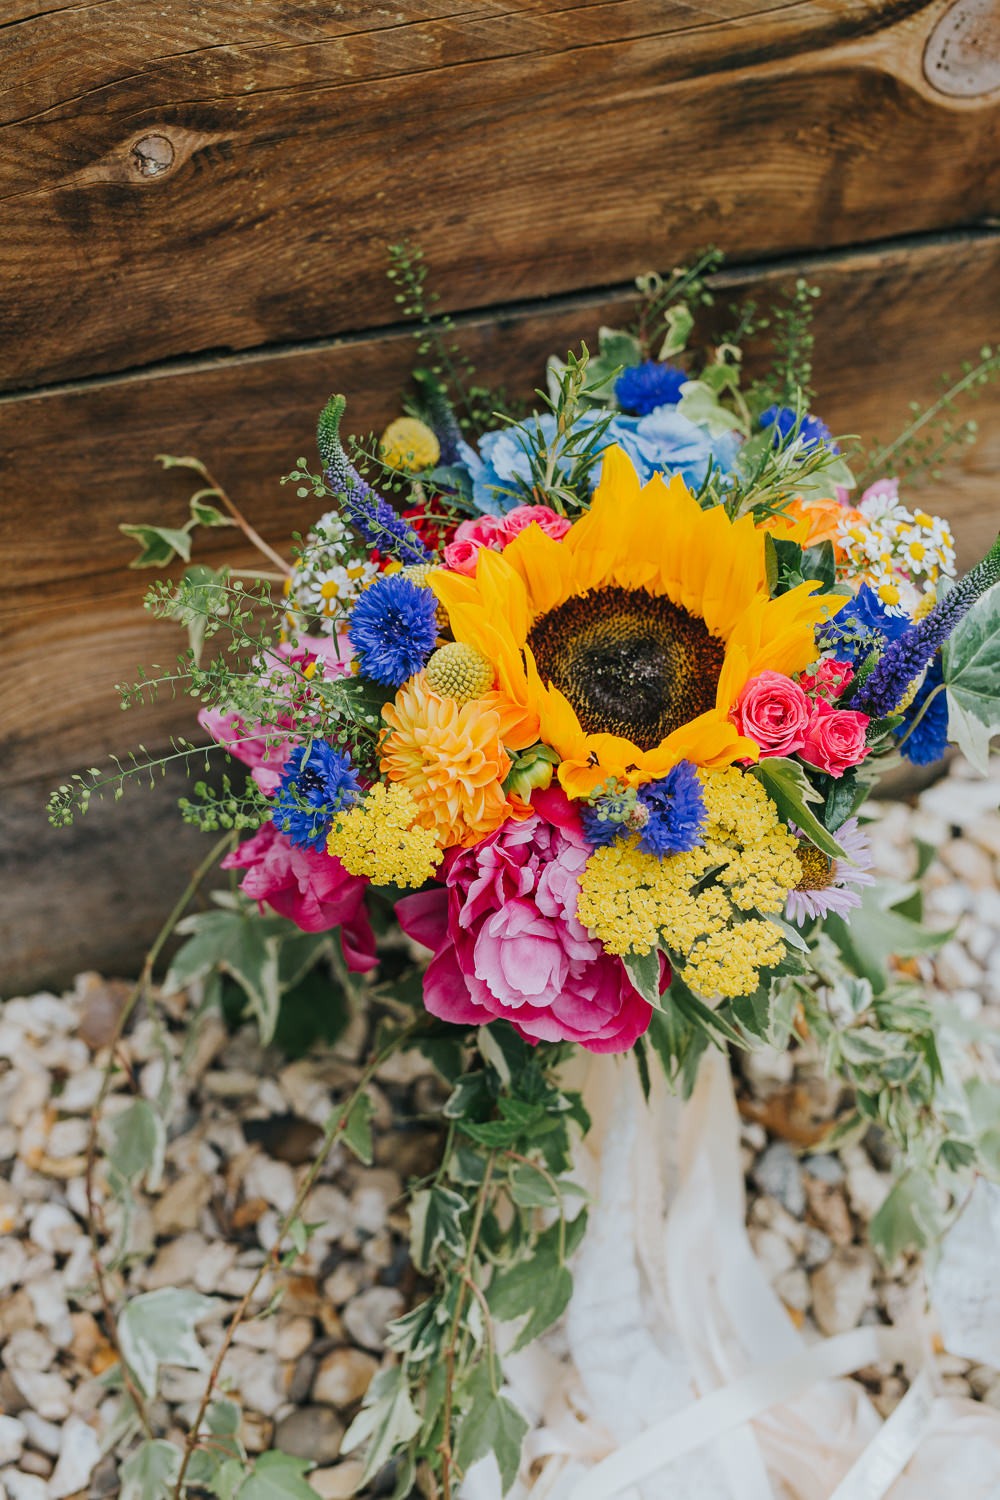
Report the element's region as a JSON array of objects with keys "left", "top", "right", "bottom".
[
  {"left": 222, "top": 822, "right": 376, "bottom": 970},
  {"left": 498, "top": 504, "right": 572, "bottom": 543},
  {"left": 799, "top": 659, "right": 854, "bottom": 702},
  {"left": 732, "top": 671, "right": 812, "bottom": 758},
  {"left": 396, "top": 789, "right": 658, "bottom": 1053},
  {"left": 199, "top": 635, "right": 353, "bottom": 793},
  {"left": 800, "top": 700, "right": 870, "bottom": 777}
]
